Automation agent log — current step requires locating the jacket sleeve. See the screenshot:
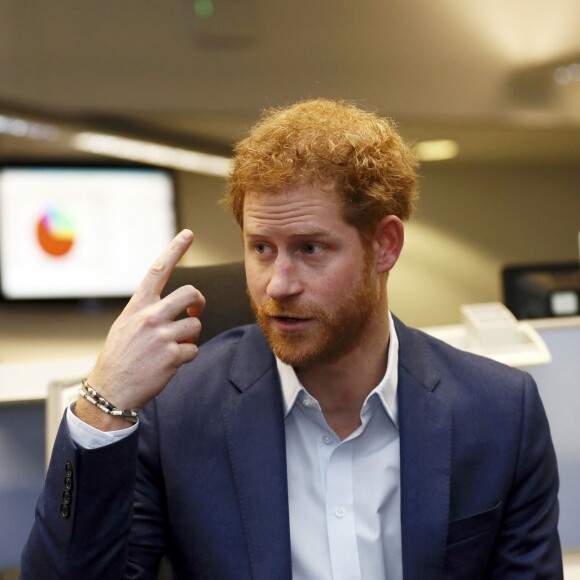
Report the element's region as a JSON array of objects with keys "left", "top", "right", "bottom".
[
  {"left": 19, "top": 412, "right": 165, "bottom": 580},
  {"left": 486, "top": 373, "right": 563, "bottom": 578}
]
